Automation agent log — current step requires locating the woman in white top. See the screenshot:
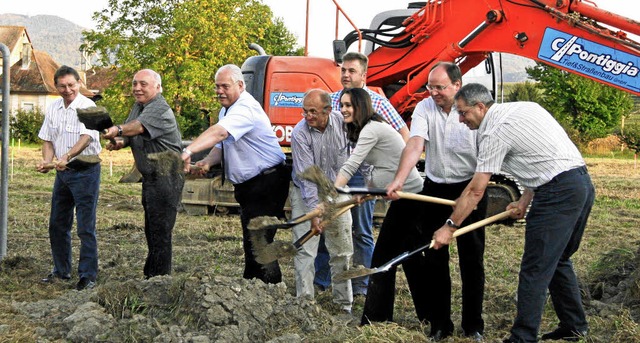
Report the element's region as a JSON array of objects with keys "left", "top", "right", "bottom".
[{"left": 333, "top": 87, "right": 431, "bottom": 326}]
